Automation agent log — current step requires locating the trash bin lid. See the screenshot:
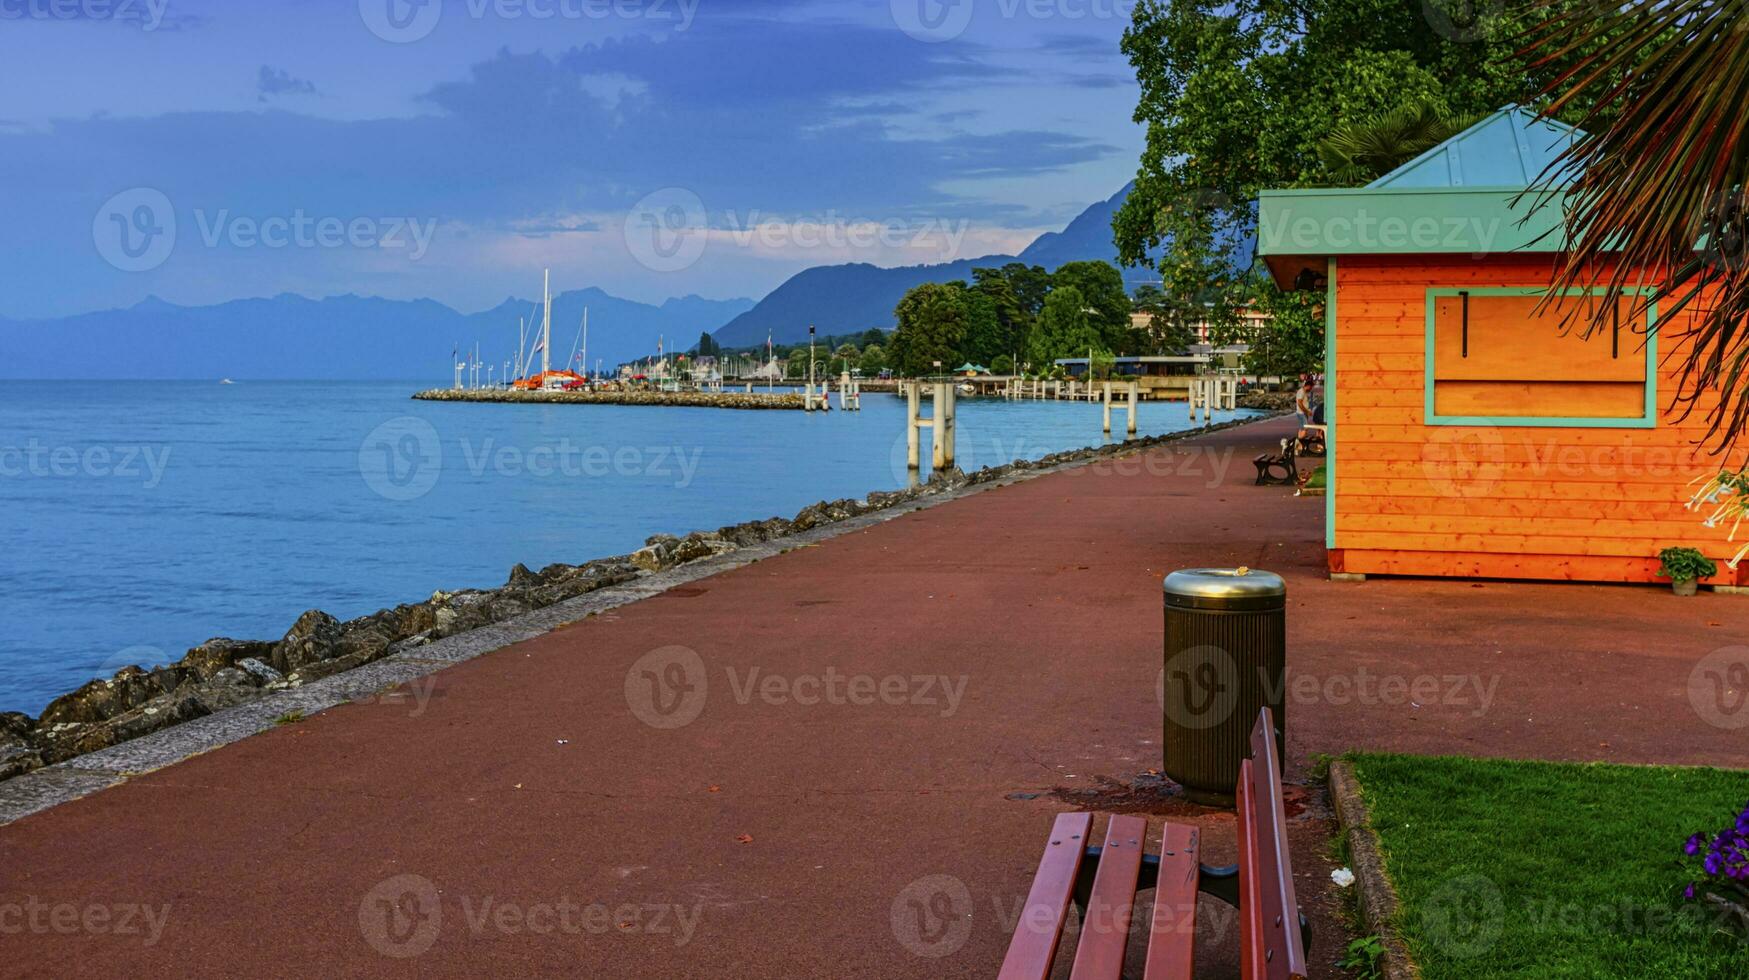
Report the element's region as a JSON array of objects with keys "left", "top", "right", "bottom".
[{"left": 1162, "top": 567, "right": 1286, "bottom": 611}]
